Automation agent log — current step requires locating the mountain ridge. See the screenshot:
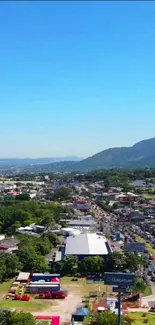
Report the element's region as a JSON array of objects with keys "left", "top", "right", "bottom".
[
  {"left": 22, "top": 136, "right": 155, "bottom": 173},
  {"left": 75, "top": 136, "right": 155, "bottom": 170},
  {"left": 2, "top": 137, "right": 155, "bottom": 173}
]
